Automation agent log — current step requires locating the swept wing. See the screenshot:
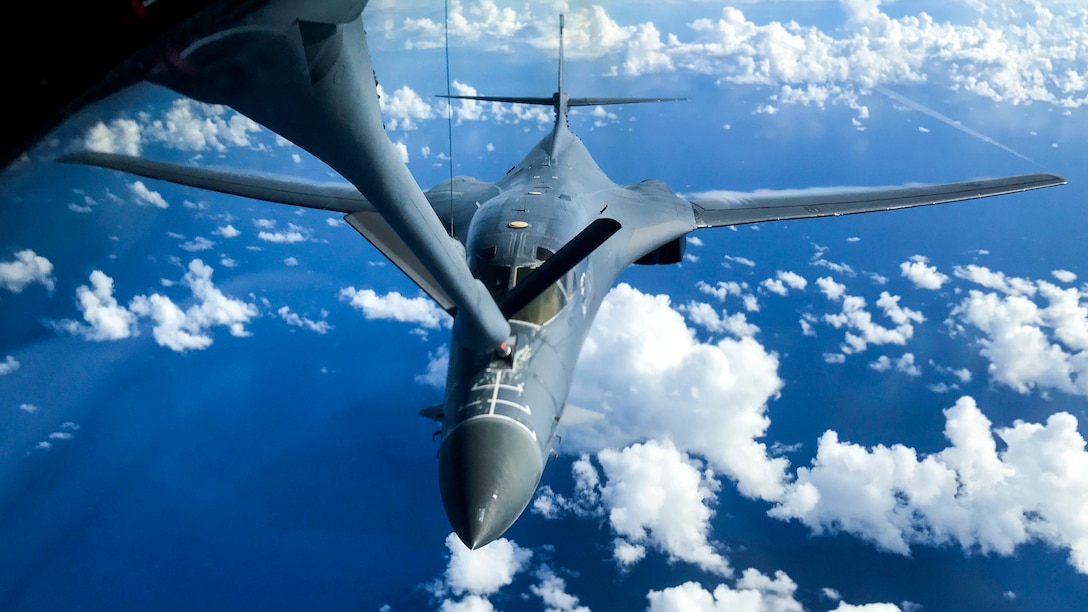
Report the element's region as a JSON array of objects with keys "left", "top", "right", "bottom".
[{"left": 688, "top": 173, "right": 1066, "bottom": 229}]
